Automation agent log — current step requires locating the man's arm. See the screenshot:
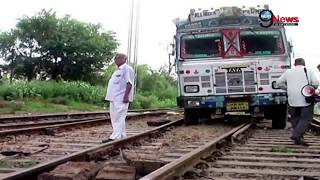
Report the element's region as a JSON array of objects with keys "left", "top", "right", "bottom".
[
  {"left": 123, "top": 67, "right": 135, "bottom": 103},
  {"left": 123, "top": 83, "right": 132, "bottom": 103},
  {"left": 276, "top": 71, "right": 287, "bottom": 90},
  {"left": 310, "top": 70, "right": 320, "bottom": 95}
]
